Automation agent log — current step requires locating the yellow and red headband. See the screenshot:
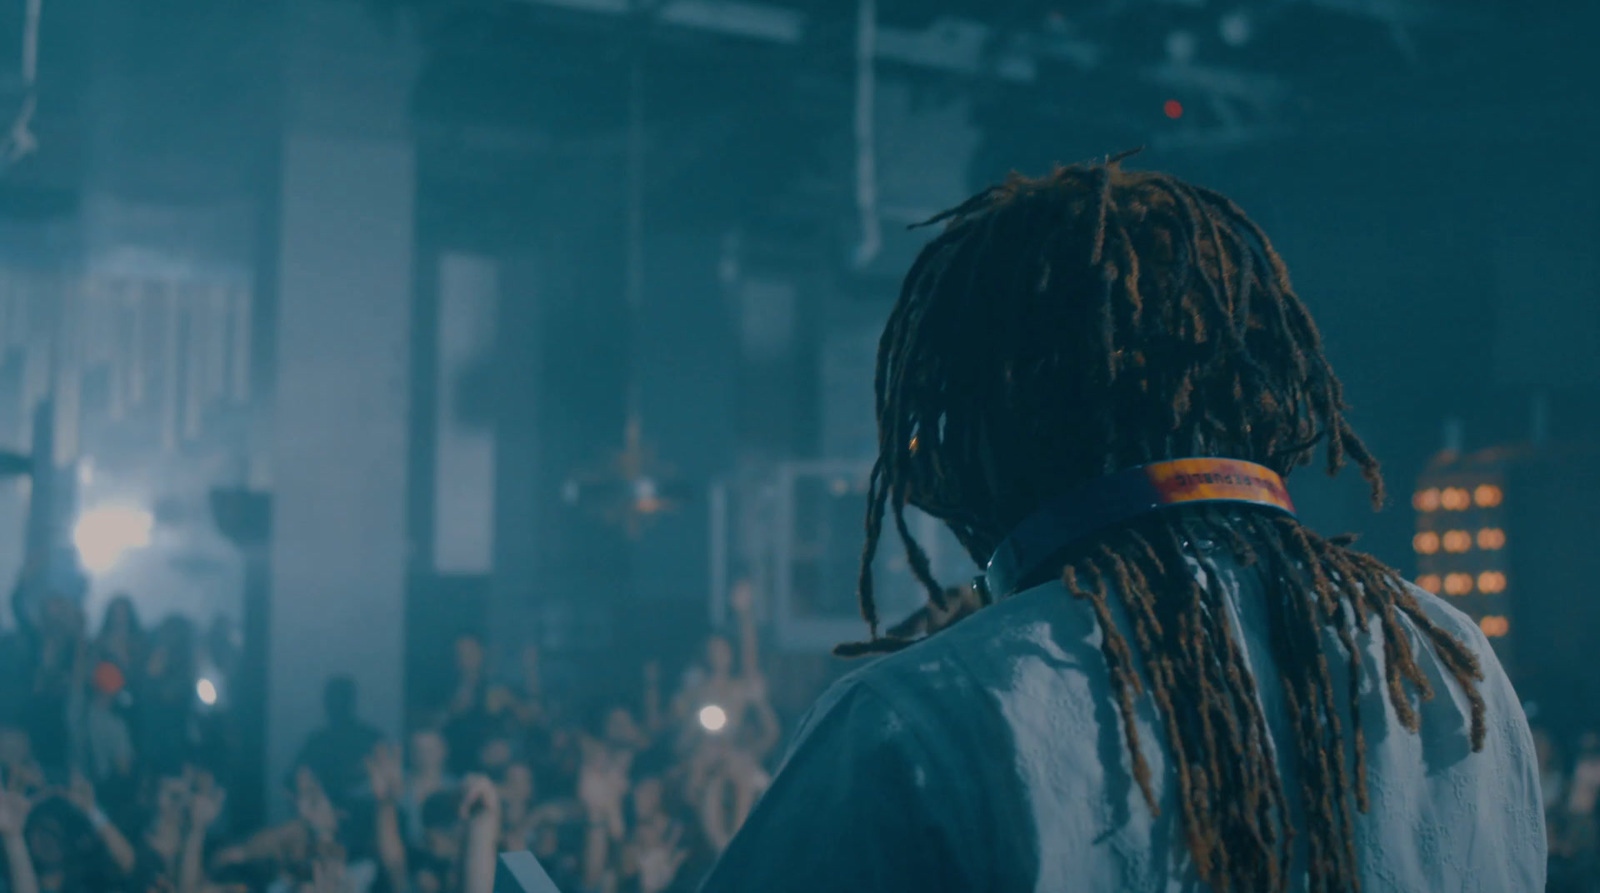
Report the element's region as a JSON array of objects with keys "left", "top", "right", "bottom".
[{"left": 983, "top": 458, "right": 1295, "bottom": 599}]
